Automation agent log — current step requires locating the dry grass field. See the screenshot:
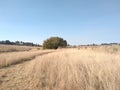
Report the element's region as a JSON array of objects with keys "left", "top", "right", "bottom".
[
  {"left": 0, "top": 45, "right": 120, "bottom": 90},
  {"left": 0, "top": 44, "right": 39, "bottom": 53},
  {"left": 0, "top": 50, "right": 54, "bottom": 68}
]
